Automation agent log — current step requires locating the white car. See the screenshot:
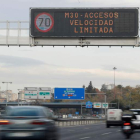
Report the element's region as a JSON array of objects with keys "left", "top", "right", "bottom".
[{"left": 130, "top": 109, "right": 140, "bottom": 129}]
